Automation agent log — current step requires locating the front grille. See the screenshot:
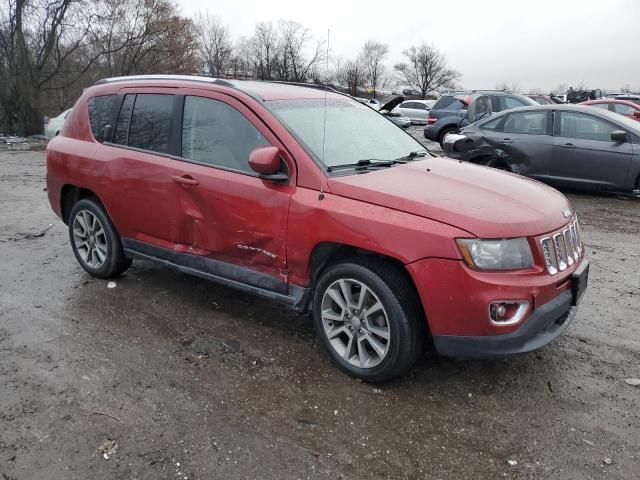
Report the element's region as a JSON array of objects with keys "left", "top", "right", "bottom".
[{"left": 540, "top": 217, "right": 583, "bottom": 275}]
